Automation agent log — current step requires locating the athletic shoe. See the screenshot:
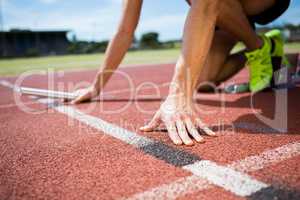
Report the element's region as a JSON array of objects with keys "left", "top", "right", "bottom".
[
  {"left": 245, "top": 35, "right": 273, "bottom": 92},
  {"left": 265, "top": 29, "right": 292, "bottom": 86},
  {"left": 265, "top": 29, "right": 290, "bottom": 67}
]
